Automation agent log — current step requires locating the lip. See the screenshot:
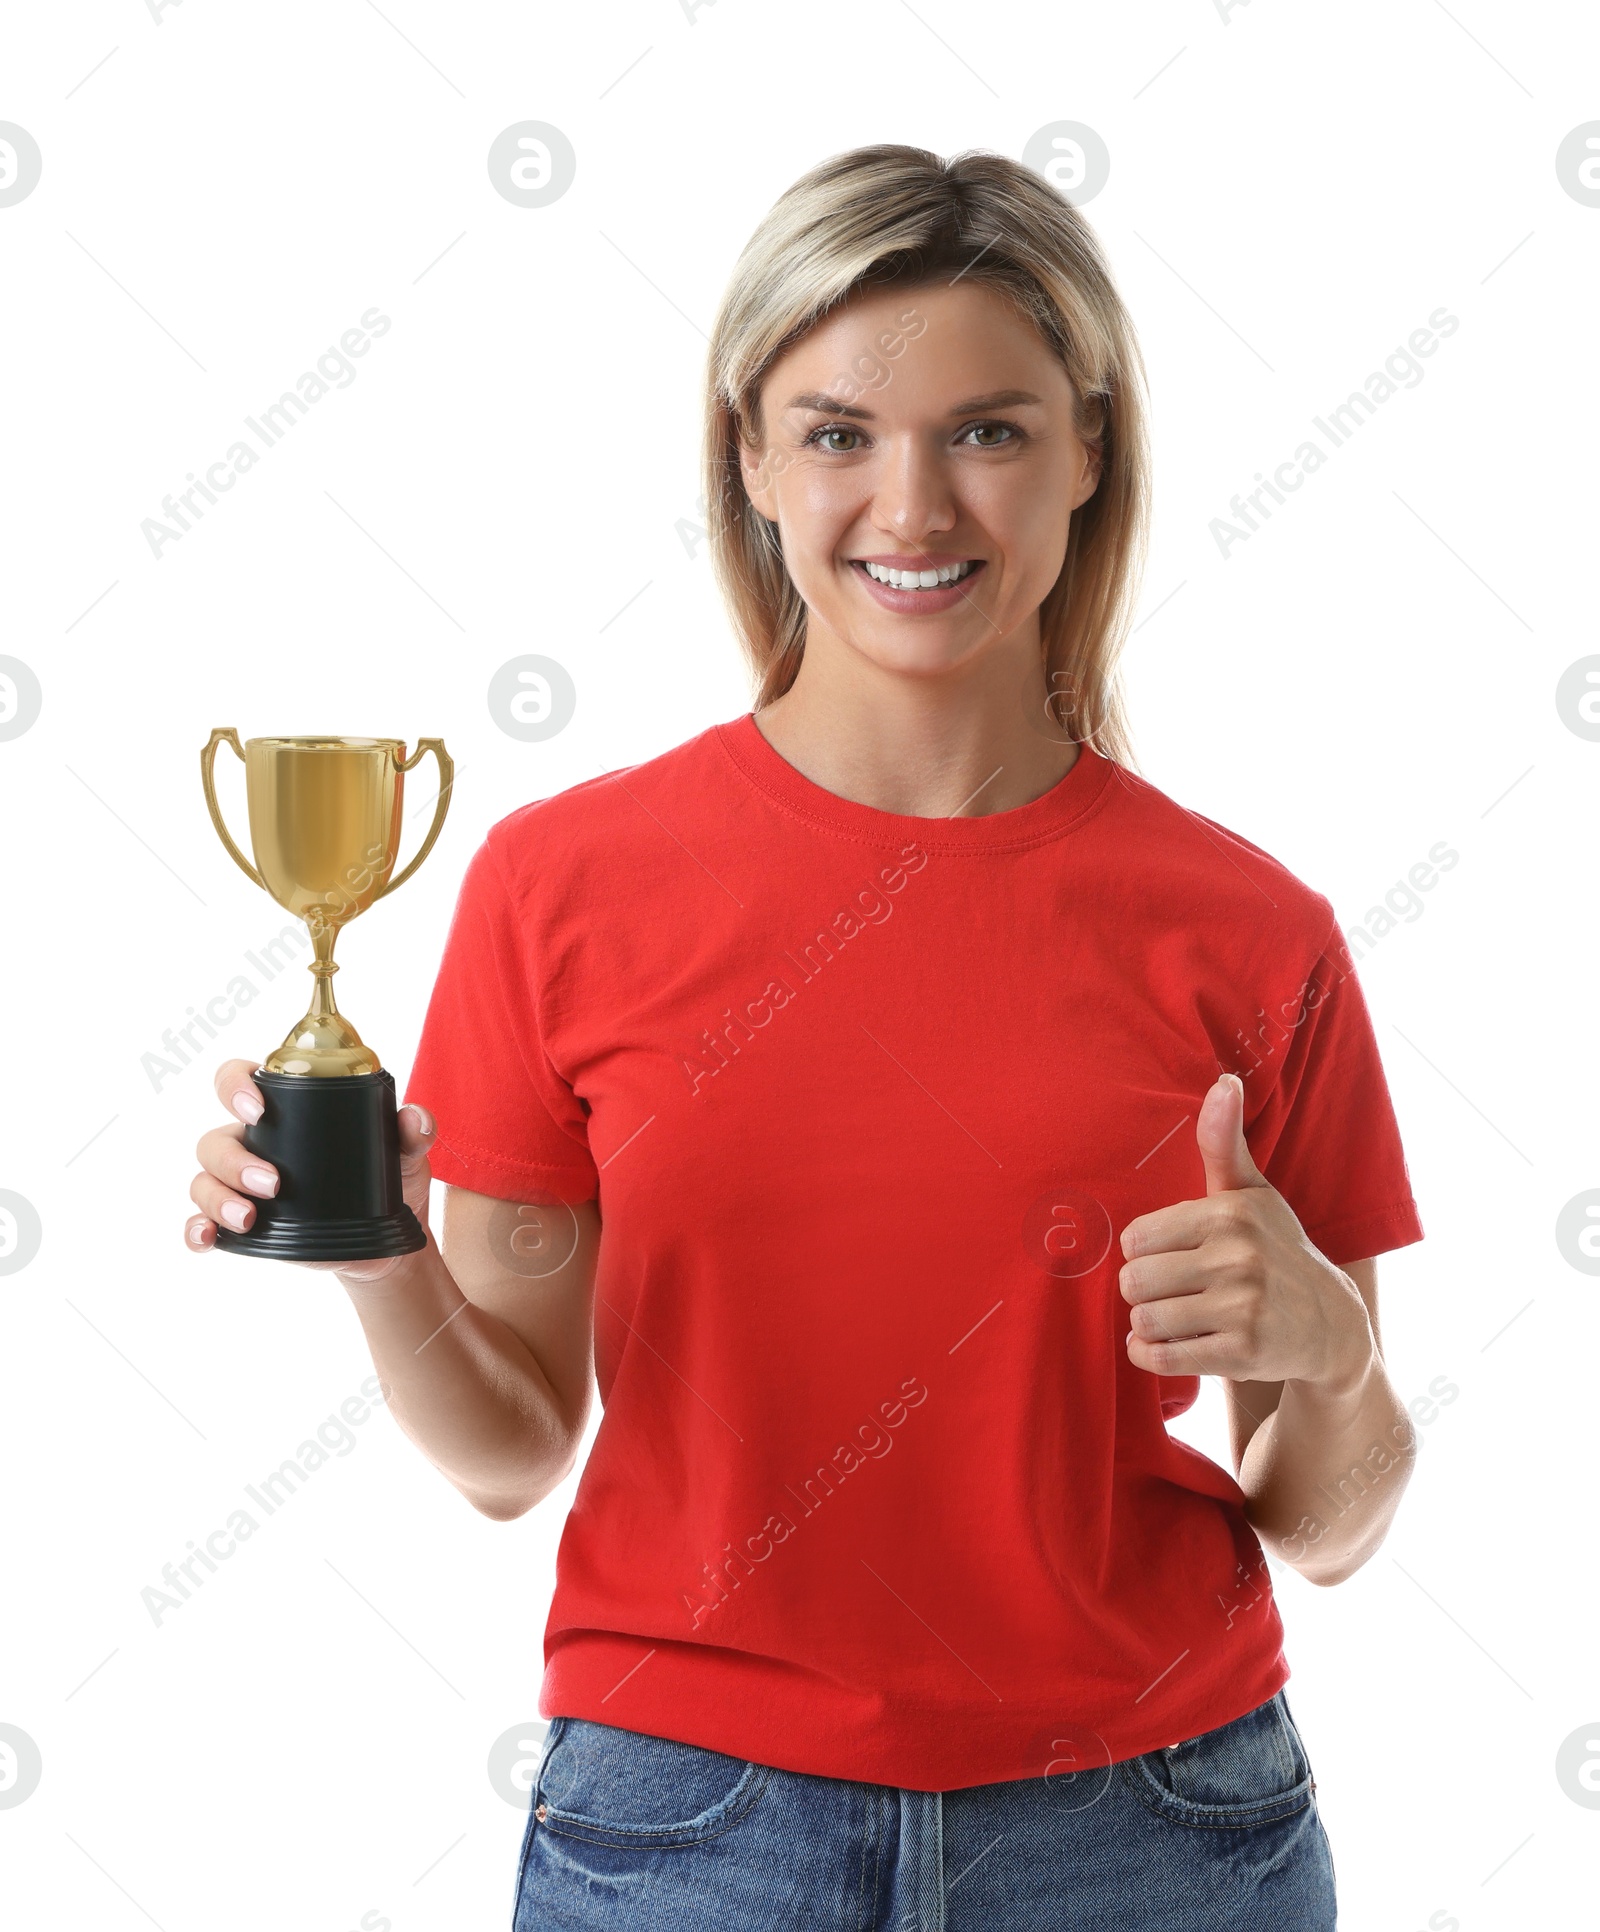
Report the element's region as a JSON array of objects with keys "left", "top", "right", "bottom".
[{"left": 849, "top": 556, "right": 986, "bottom": 615}]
